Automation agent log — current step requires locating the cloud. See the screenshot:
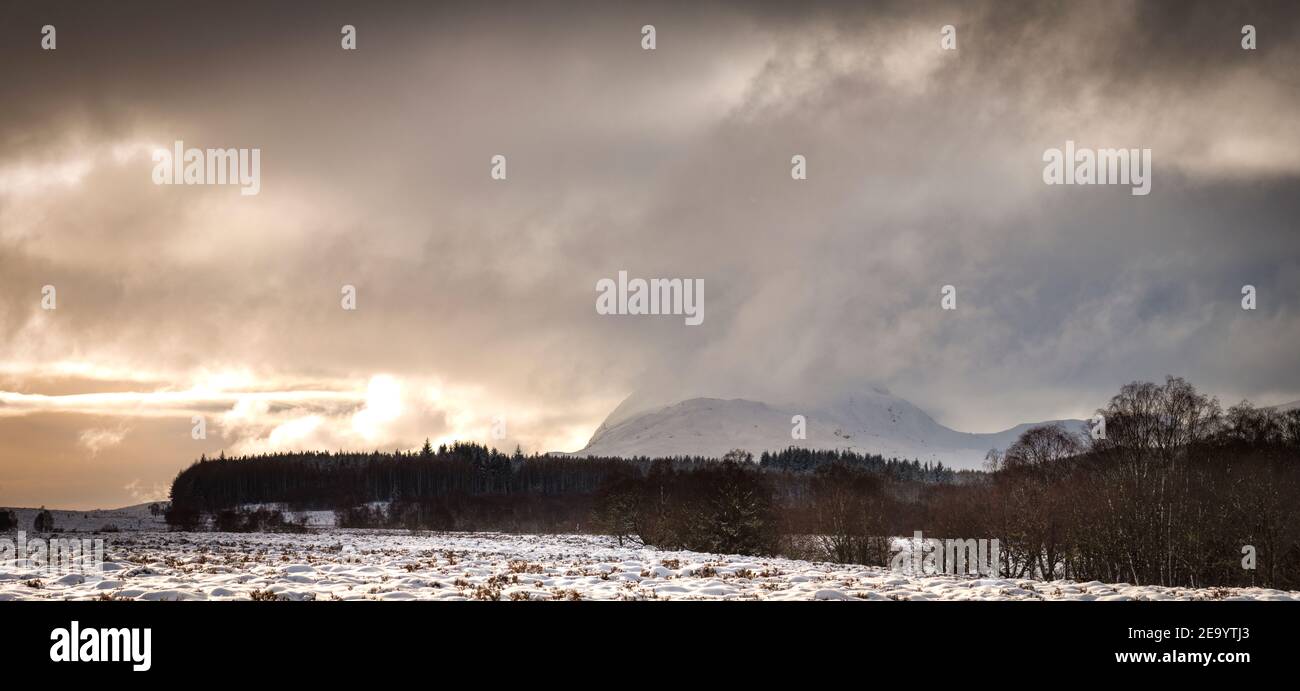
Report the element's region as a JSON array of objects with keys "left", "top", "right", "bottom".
[
  {"left": 0, "top": 0, "right": 1298, "bottom": 506},
  {"left": 123, "top": 478, "right": 168, "bottom": 504},
  {"left": 78, "top": 426, "right": 129, "bottom": 456}
]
